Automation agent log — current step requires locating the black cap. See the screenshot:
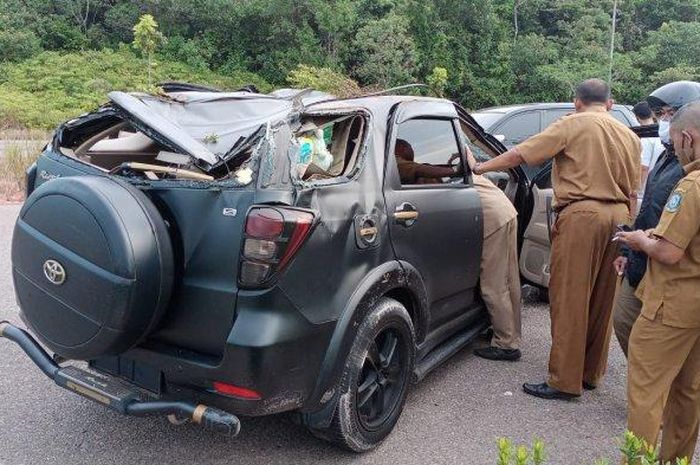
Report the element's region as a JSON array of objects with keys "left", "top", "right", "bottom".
[{"left": 647, "top": 81, "right": 700, "bottom": 111}]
